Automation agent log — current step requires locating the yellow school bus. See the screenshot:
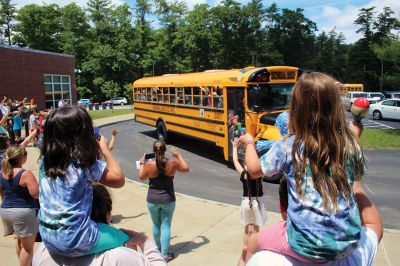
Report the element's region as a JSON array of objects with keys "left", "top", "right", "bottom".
[
  {"left": 133, "top": 66, "right": 301, "bottom": 161},
  {"left": 338, "top": 84, "right": 364, "bottom": 95}
]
